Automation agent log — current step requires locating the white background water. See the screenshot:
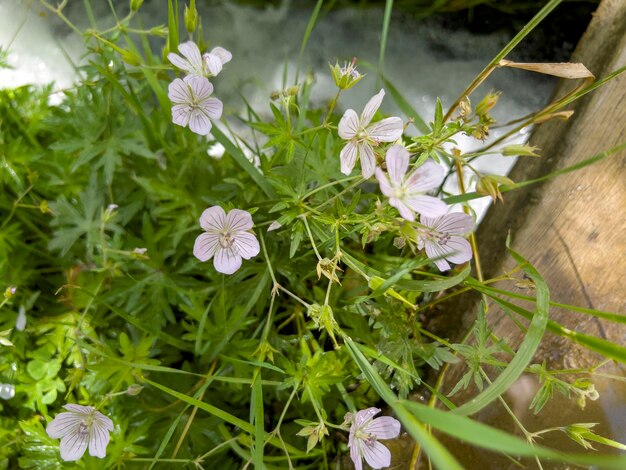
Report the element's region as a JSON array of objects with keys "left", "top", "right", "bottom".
[{"left": 0, "top": 0, "right": 553, "bottom": 219}]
